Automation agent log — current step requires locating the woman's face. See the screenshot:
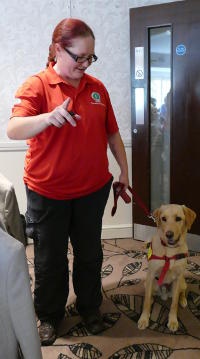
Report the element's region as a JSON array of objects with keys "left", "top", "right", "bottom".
[{"left": 54, "top": 35, "right": 95, "bottom": 86}]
